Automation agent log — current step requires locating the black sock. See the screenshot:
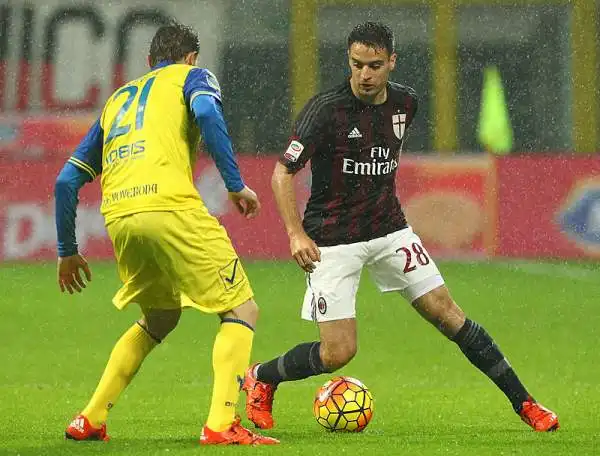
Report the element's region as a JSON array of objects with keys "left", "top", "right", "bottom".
[
  {"left": 452, "top": 319, "right": 531, "bottom": 412},
  {"left": 256, "top": 342, "right": 329, "bottom": 385}
]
